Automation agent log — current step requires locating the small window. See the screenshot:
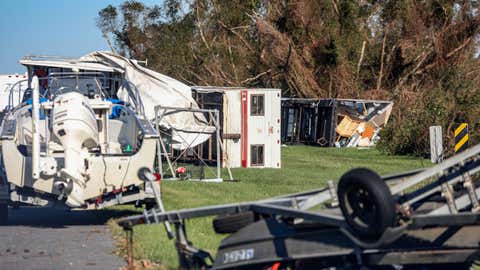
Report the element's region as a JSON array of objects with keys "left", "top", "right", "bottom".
[
  {"left": 251, "top": 144, "right": 264, "bottom": 166},
  {"left": 250, "top": 94, "right": 264, "bottom": 116}
]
